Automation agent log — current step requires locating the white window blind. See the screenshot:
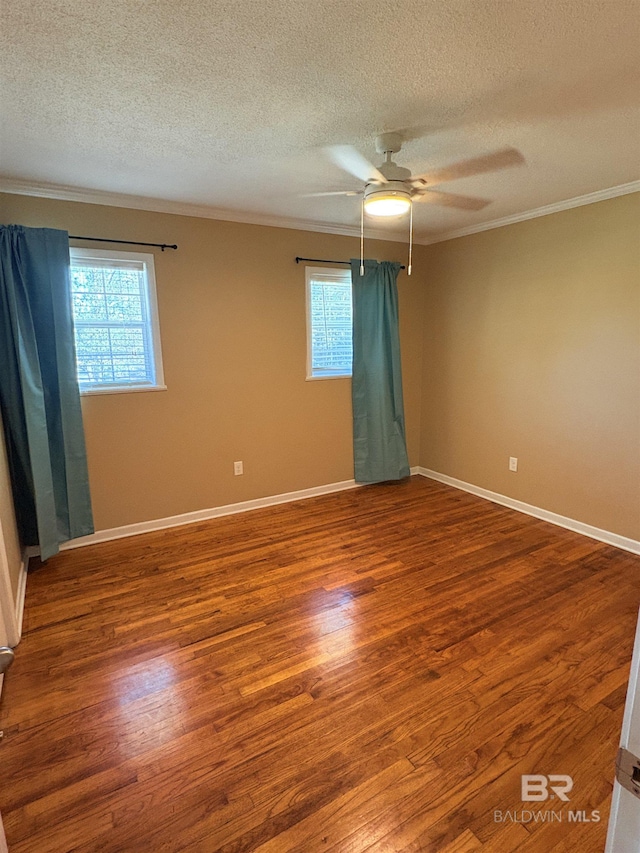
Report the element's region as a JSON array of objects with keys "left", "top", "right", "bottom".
[
  {"left": 306, "top": 267, "right": 353, "bottom": 379},
  {"left": 69, "top": 248, "right": 164, "bottom": 394}
]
